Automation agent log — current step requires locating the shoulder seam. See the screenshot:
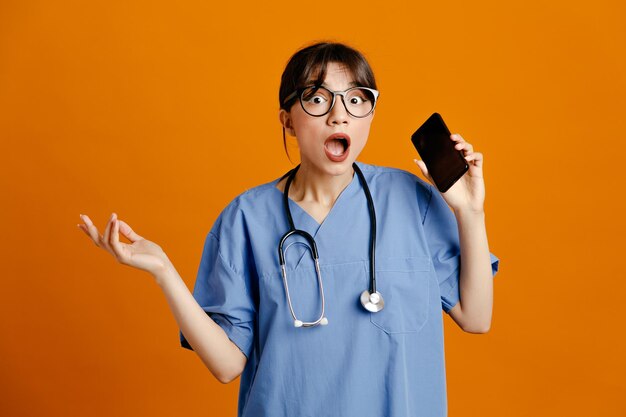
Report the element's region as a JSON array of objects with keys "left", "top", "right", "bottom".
[
  {"left": 208, "top": 232, "right": 258, "bottom": 314},
  {"left": 208, "top": 231, "right": 243, "bottom": 276}
]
